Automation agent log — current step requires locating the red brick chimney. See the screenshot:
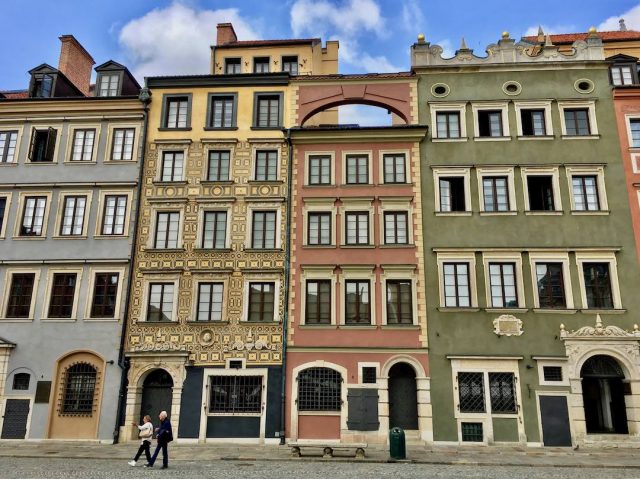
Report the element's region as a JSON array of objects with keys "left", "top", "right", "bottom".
[
  {"left": 217, "top": 23, "right": 238, "bottom": 46},
  {"left": 58, "top": 35, "right": 95, "bottom": 96}
]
